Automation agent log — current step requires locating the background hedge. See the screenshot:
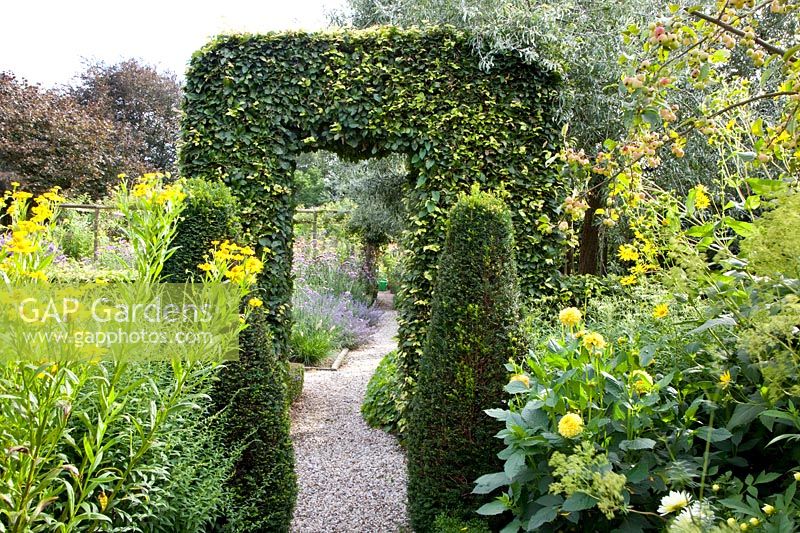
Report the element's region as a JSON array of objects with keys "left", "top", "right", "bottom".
[
  {"left": 180, "top": 26, "right": 561, "bottom": 427},
  {"left": 164, "top": 179, "right": 296, "bottom": 532},
  {"left": 407, "top": 188, "right": 521, "bottom": 531}
]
